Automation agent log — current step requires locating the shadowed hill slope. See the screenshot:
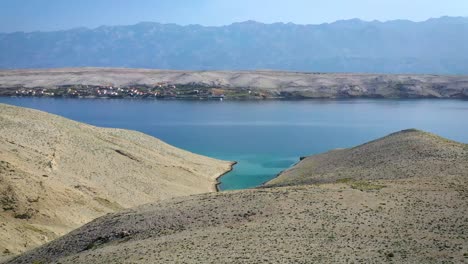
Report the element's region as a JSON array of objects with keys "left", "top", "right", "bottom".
[
  {"left": 8, "top": 130, "right": 468, "bottom": 263},
  {"left": 266, "top": 129, "right": 468, "bottom": 187},
  {"left": 0, "top": 103, "right": 233, "bottom": 259}
]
